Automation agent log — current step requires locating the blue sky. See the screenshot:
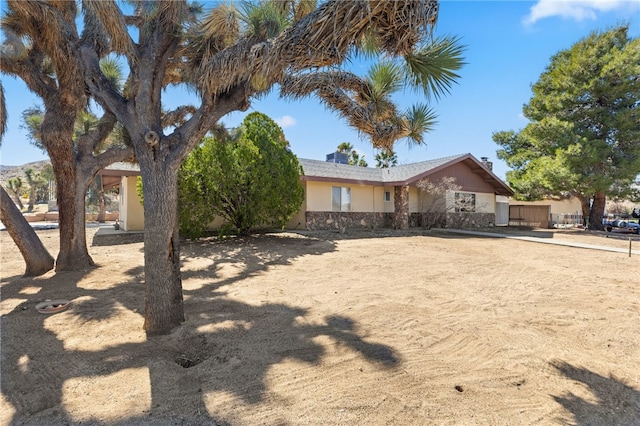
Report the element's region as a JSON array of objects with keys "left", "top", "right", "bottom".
[{"left": 1, "top": 0, "right": 638, "bottom": 180}]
